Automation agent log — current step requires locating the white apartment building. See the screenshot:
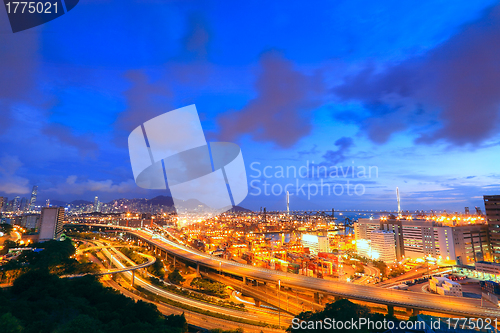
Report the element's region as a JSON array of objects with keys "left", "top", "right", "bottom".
[
  {"left": 370, "top": 230, "right": 396, "bottom": 263},
  {"left": 380, "top": 218, "right": 489, "bottom": 264},
  {"left": 354, "top": 218, "right": 381, "bottom": 241},
  {"left": 301, "top": 234, "right": 330, "bottom": 254},
  {"left": 39, "top": 207, "right": 65, "bottom": 242}
]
